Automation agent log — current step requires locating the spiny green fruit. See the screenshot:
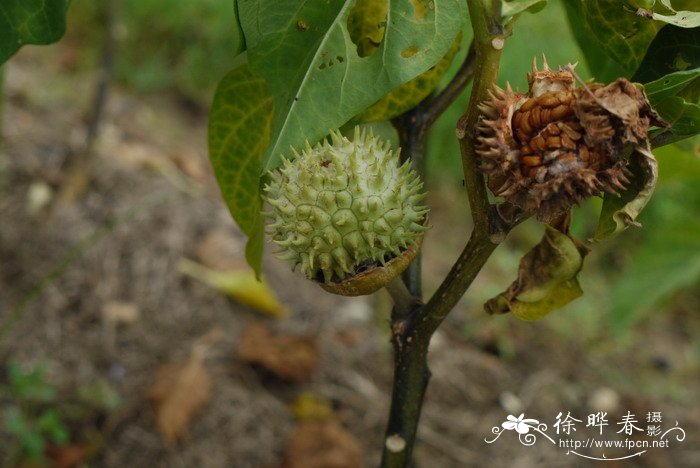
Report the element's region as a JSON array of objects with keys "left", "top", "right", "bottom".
[{"left": 264, "top": 127, "right": 428, "bottom": 285}]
